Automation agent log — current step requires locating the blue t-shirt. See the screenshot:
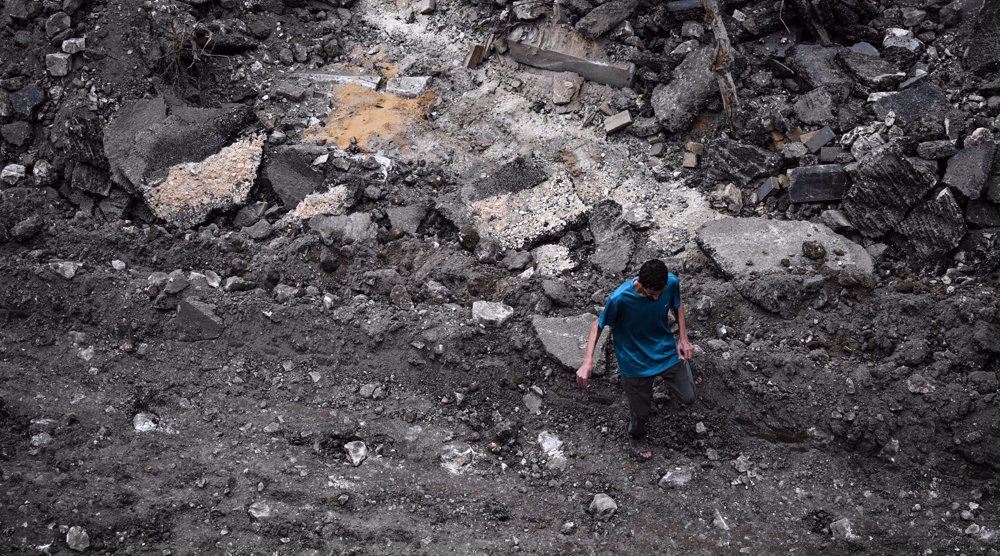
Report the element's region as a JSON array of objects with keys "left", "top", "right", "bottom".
[{"left": 597, "top": 274, "right": 682, "bottom": 378}]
